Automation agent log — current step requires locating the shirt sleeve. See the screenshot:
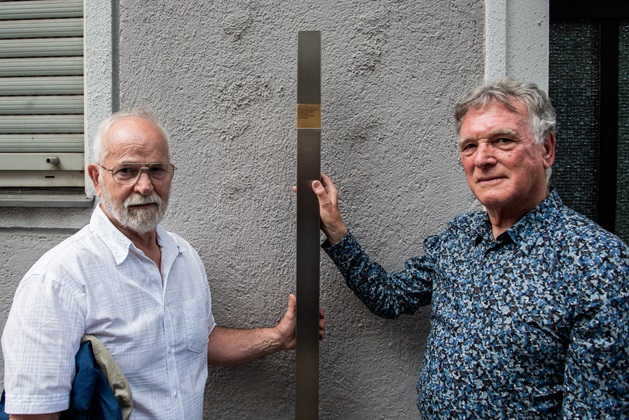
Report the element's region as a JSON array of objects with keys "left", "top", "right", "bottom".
[
  {"left": 1, "top": 271, "right": 85, "bottom": 414},
  {"left": 562, "top": 248, "right": 629, "bottom": 417},
  {"left": 323, "top": 230, "right": 433, "bottom": 318},
  {"left": 206, "top": 267, "right": 216, "bottom": 337}
]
